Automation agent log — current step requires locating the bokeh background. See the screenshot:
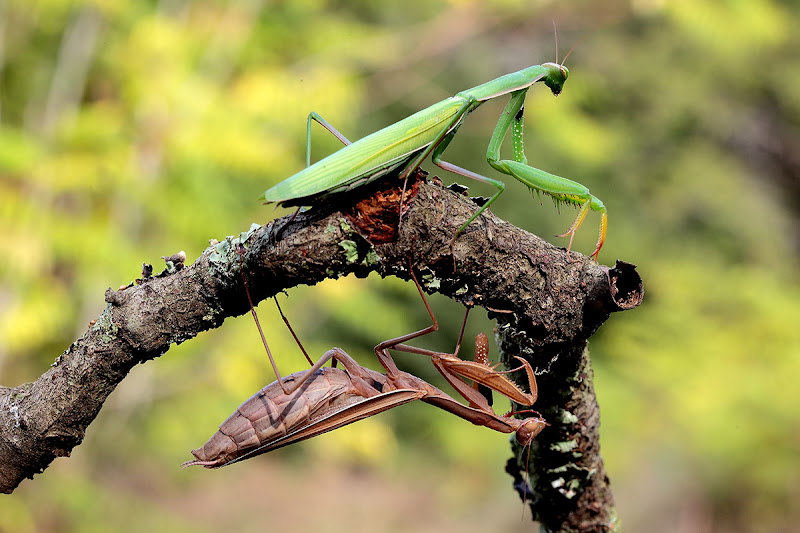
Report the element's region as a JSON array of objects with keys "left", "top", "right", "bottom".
[{"left": 1, "top": 1, "right": 798, "bottom": 531}]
